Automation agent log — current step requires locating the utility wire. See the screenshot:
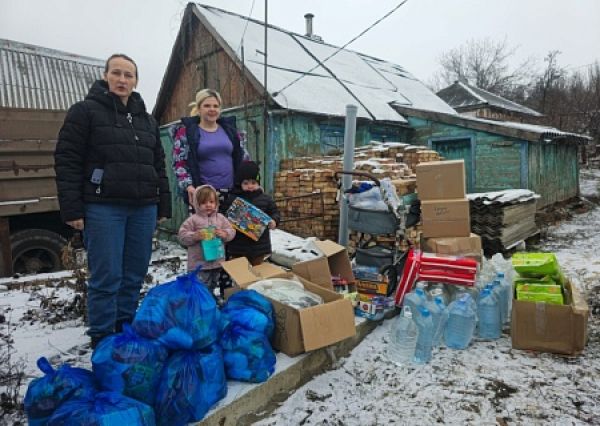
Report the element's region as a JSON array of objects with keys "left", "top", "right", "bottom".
[
  {"left": 272, "top": 0, "right": 410, "bottom": 97},
  {"left": 219, "top": 0, "right": 257, "bottom": 100},
  {"left": 237, "top": 0, "right": 257, "bottom": 54}
]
